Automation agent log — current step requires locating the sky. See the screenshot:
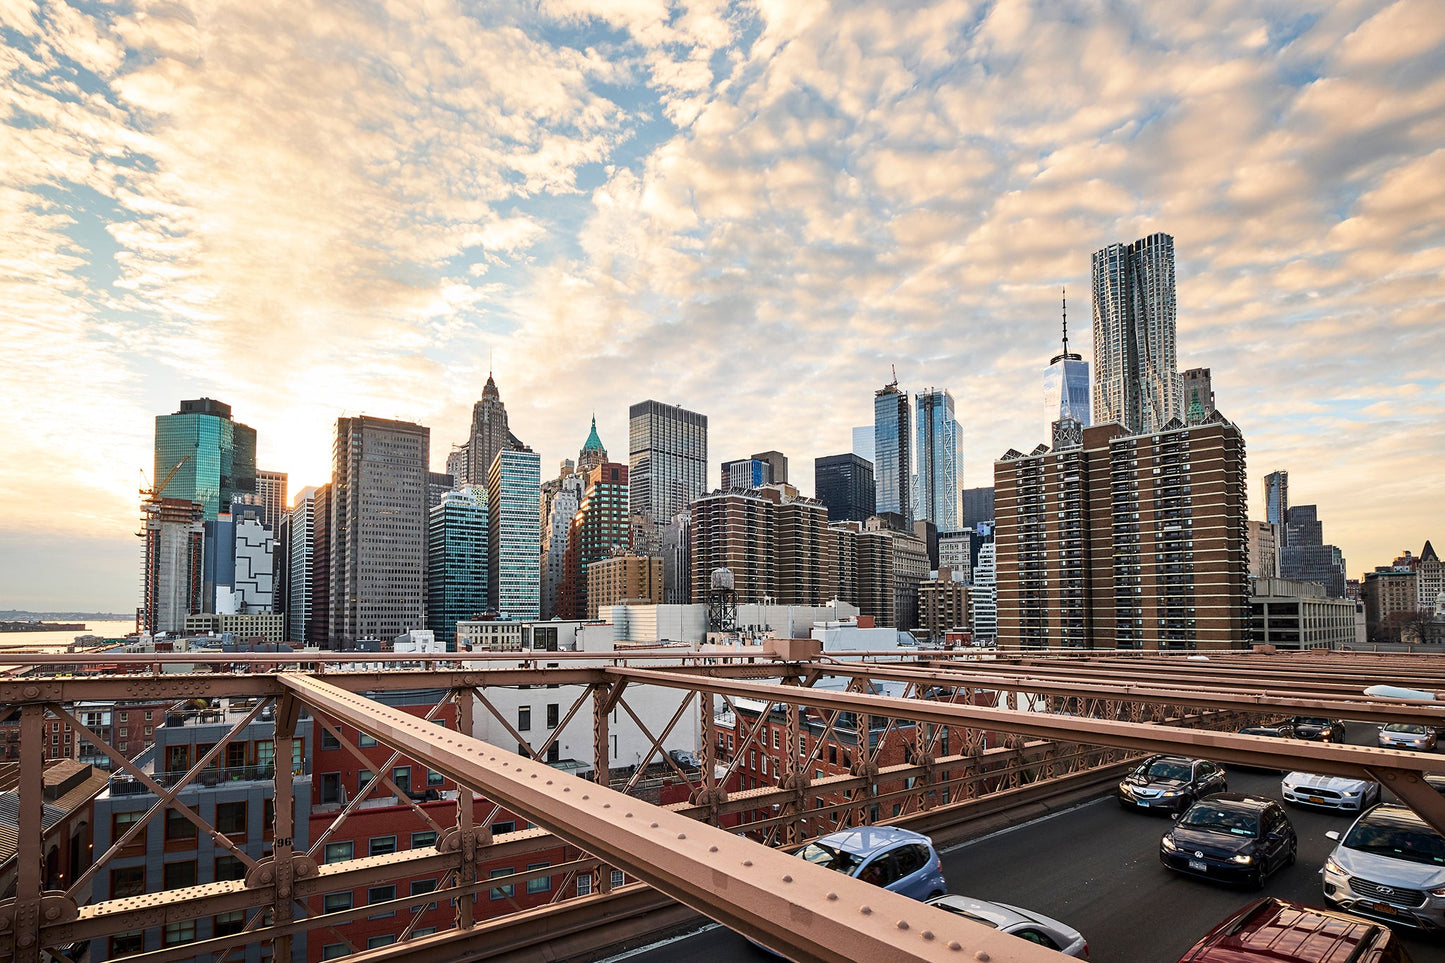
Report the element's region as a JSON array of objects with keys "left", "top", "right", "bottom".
[{"left": 2, "top": 0, "right": 1443, "bottom": 612}]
